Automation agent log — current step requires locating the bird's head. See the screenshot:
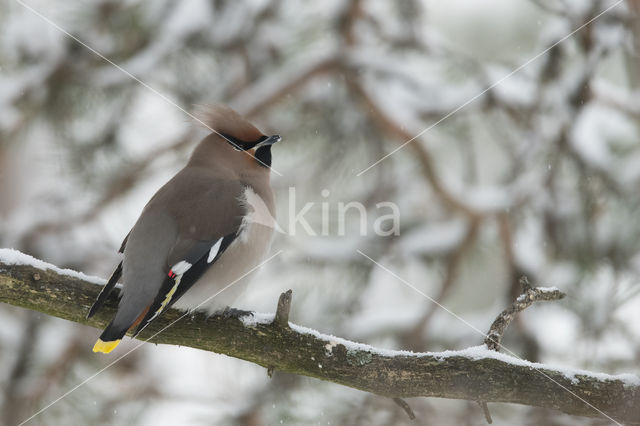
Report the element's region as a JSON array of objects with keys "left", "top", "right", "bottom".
[{"left": 192, "top": 104, "right": 281, "bottom": 170}]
